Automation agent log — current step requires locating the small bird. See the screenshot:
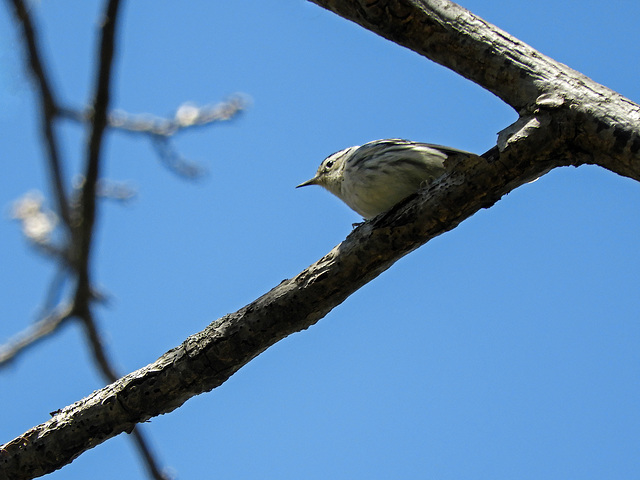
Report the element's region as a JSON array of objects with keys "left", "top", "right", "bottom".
[{"left": 297, "top": 139, "right": 475, "bottom": 219}]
